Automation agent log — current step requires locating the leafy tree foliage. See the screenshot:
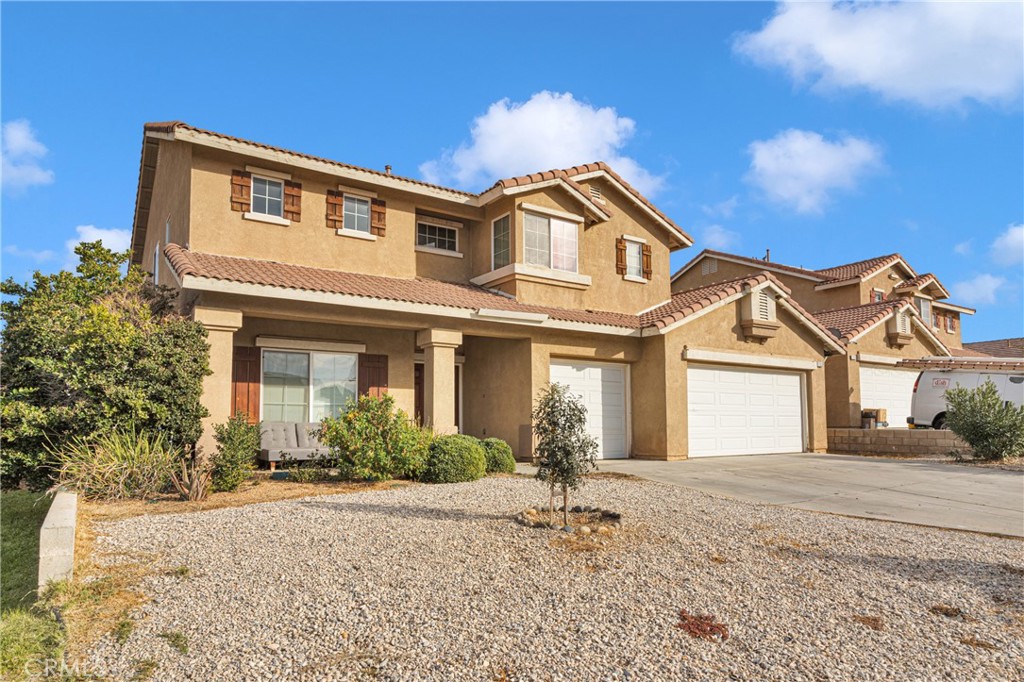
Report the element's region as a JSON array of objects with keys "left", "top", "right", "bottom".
[
  {"left": 945, "top": 379, "right": 1024, "bottom": 461},
  {"left": 211, "top": 412, "right": 260, "bottom": 492},
  {"left": 1, "top": 242, "right": 211, "bottom": 488},
  {"left": 533, "top": 383, "right": 598, "bottom": 526}
]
